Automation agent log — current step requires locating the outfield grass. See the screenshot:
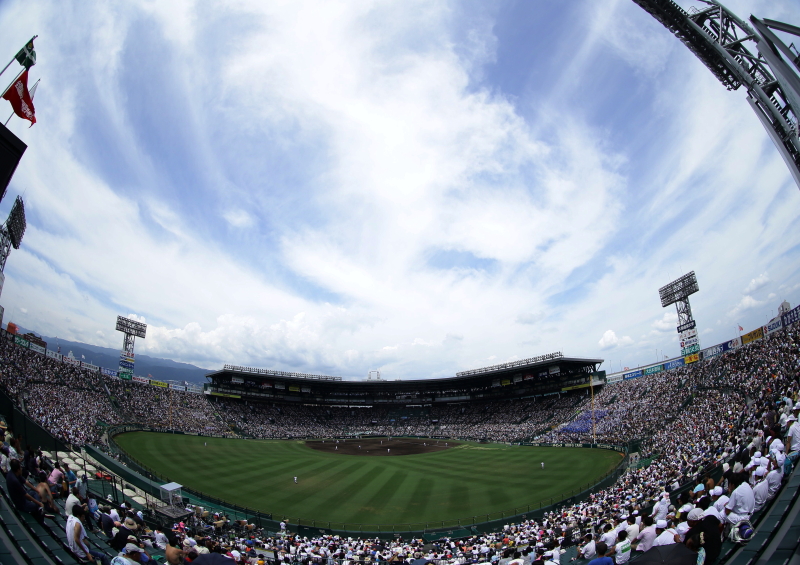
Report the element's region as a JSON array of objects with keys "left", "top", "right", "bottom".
[{"left": 115, "top": 432, "right": 622, "bottom": 527}]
